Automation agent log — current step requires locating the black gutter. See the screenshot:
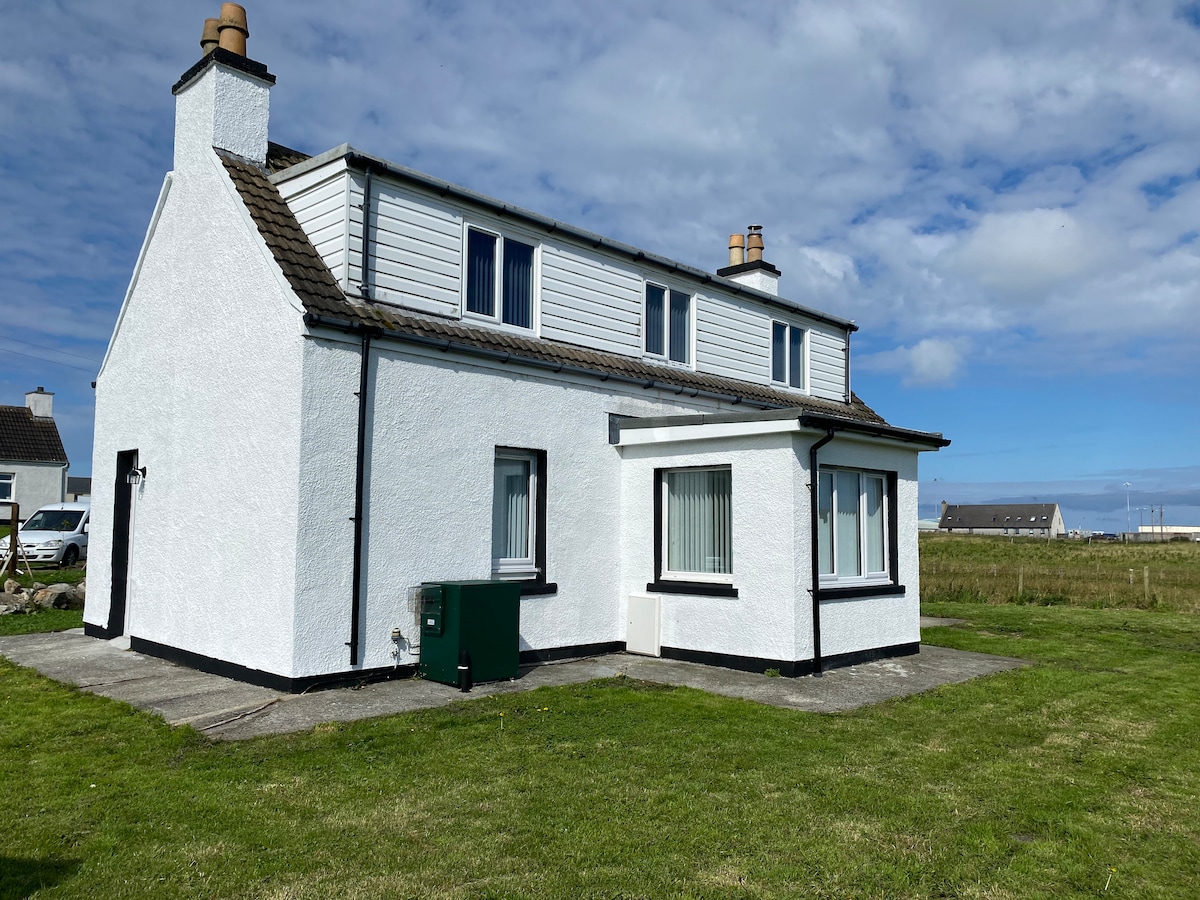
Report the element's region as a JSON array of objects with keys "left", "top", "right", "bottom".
[
  {"left": 807, "top": 428, "right": 837, "bottom": 675},
  {"left": 348, "top": 326, "right": 375, "bottom": 666},
  {"left": 358, "top": 165, "right": 373, "bottom": 299},
  {"left": 302, "top": 312, "right": 782, "bottom": 412}
]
